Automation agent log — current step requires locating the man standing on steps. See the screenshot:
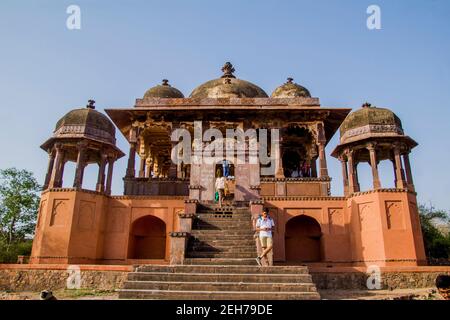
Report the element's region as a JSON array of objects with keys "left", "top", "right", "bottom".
[
  {"left": 215, "top": 174, "right": 226, "bottom": 208},
  {"left": 255, "top": 209, "right": 275, "bottom": 267}
]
